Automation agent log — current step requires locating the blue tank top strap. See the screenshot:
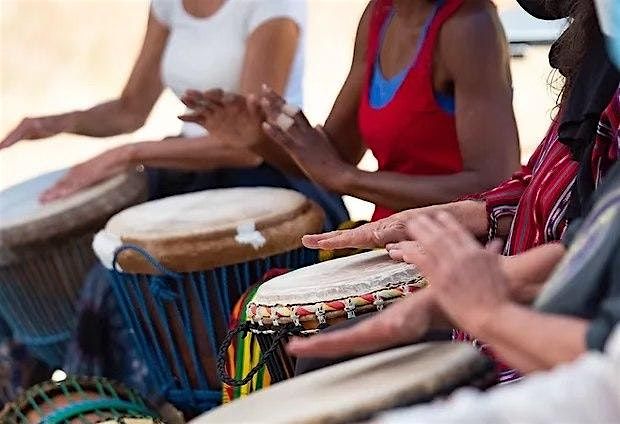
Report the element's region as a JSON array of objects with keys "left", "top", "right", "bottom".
[{"left": 369, "top": 0, "right": 454, "bottom": 111}]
